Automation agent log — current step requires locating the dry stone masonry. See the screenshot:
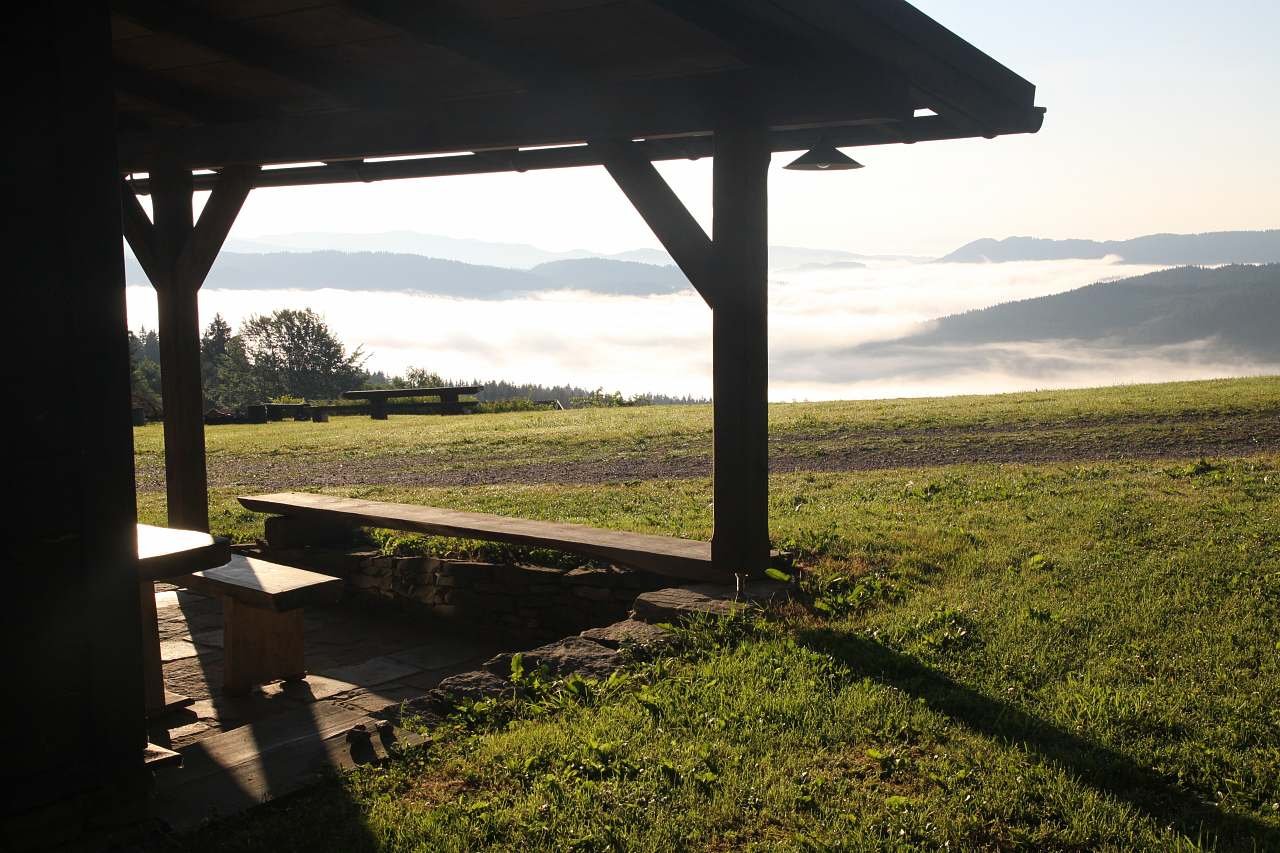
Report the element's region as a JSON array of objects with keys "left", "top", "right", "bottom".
[{"left": 251, "top": 543, "right": 671, "bottom": 642}]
